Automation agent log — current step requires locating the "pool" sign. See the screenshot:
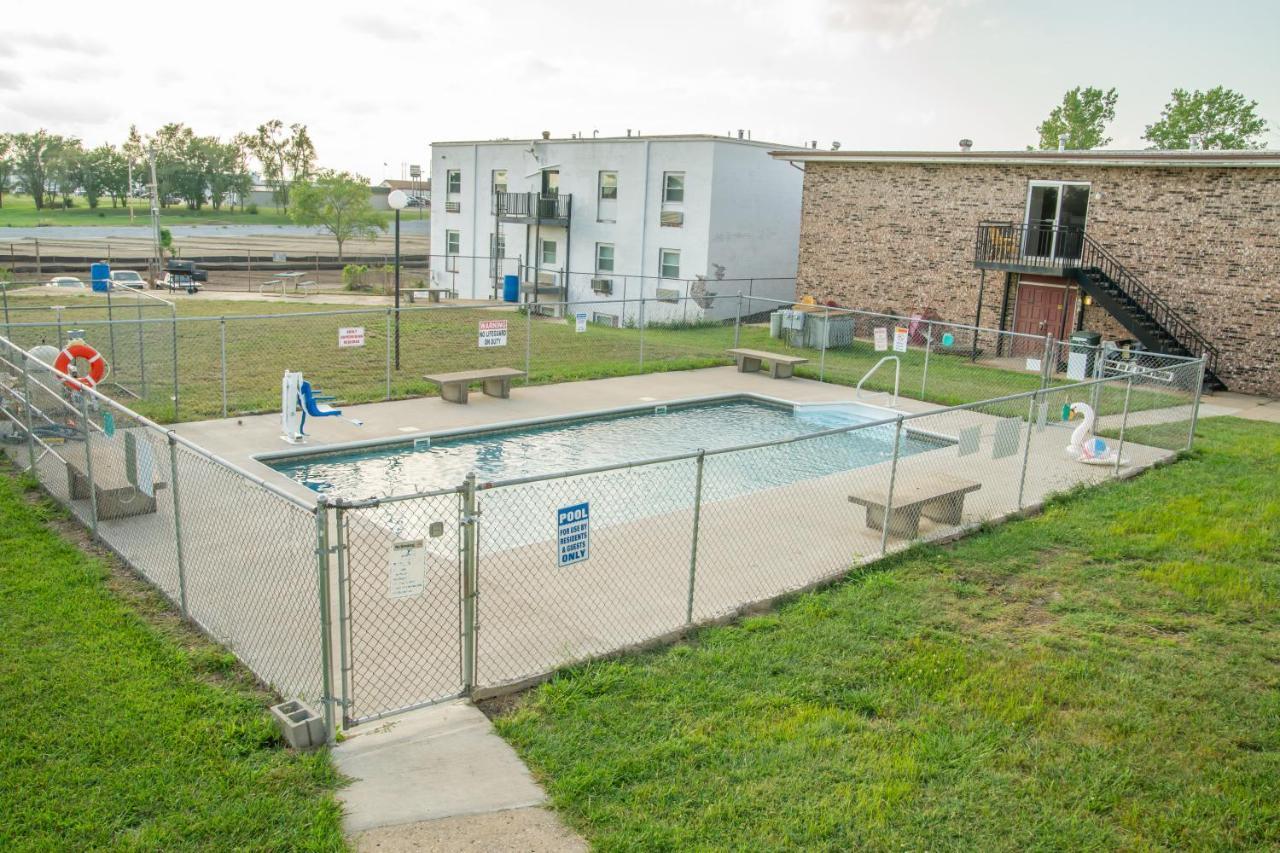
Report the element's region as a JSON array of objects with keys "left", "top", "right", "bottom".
[{"left": 556, "top": 502, "right": 590, "bottom": 567}]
